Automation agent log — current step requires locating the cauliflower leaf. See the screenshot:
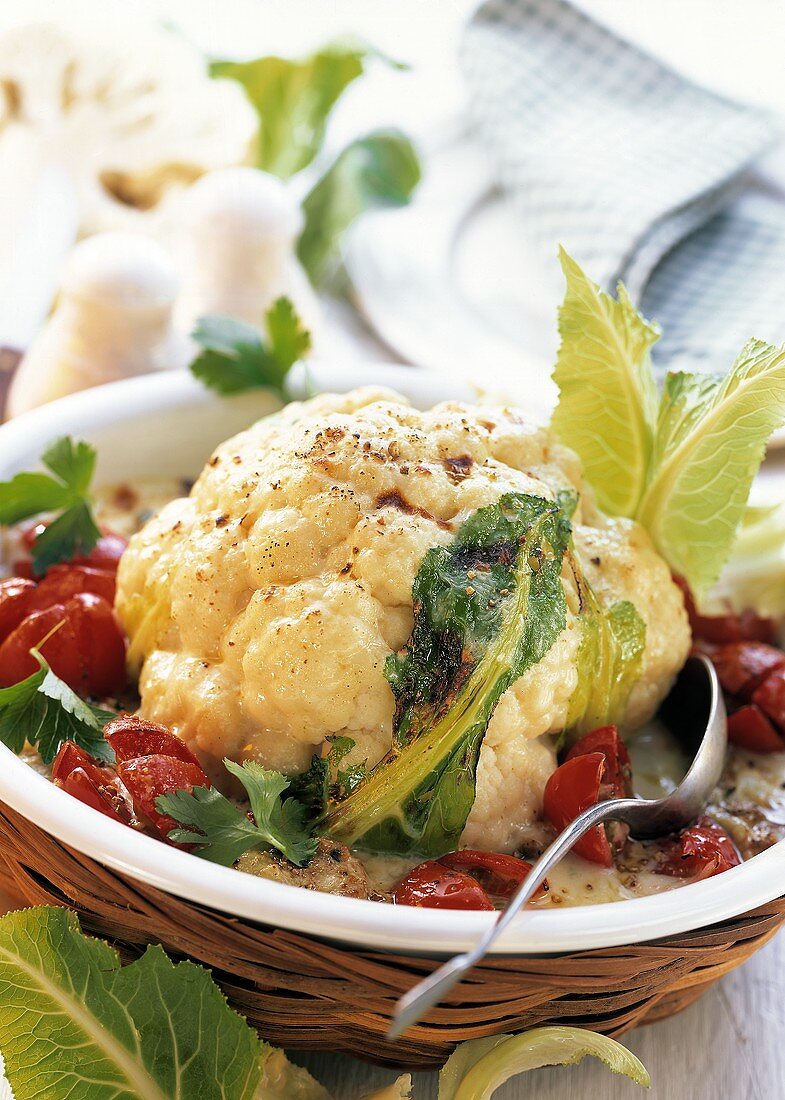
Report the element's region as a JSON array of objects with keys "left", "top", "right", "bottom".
[
  {"left": 323, "top": 492, "right": 572, "bottom": 856},
  {"left": 158, "top": 759, "right": 318, "bottom": 867},
  {"left": 551, "top": 252, "right": 785, "bottom": 600}
]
